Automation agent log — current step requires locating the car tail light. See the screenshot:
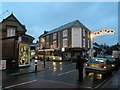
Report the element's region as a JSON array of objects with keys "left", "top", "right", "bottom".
[
  {"left": 101, "top": 65, "right": 107, "bottom": 69},
  {"left": 85, "top": 63, "right": 89, "bottom": 66}
]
